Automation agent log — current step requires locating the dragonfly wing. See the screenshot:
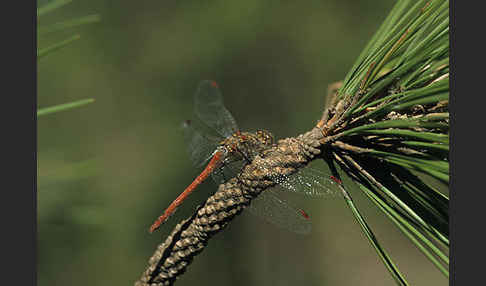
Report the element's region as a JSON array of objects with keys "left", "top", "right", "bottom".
[
  {"left": 194, "top": 80, "right": 239, "bottom": 138},
  {"left": 248, "top": 189, "right": 312, "bottom": 235},
  {"left": 211, "top": 159, "right": 245, "bottom": 185},
  {"left": 272, "top": 167, "right": 342, "bottom": 198},
  {"left": 182, "top": 120, "right": 221, "bottom": 168}
]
